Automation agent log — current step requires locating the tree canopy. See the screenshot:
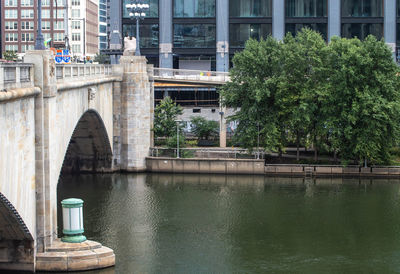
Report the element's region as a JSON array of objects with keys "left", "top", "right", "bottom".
[
  {"left": 154, "top": 96, "right": 183, "bottom": 138},
  {"left": 220, "top": 28, "right": 400, "bottom": 164}
]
